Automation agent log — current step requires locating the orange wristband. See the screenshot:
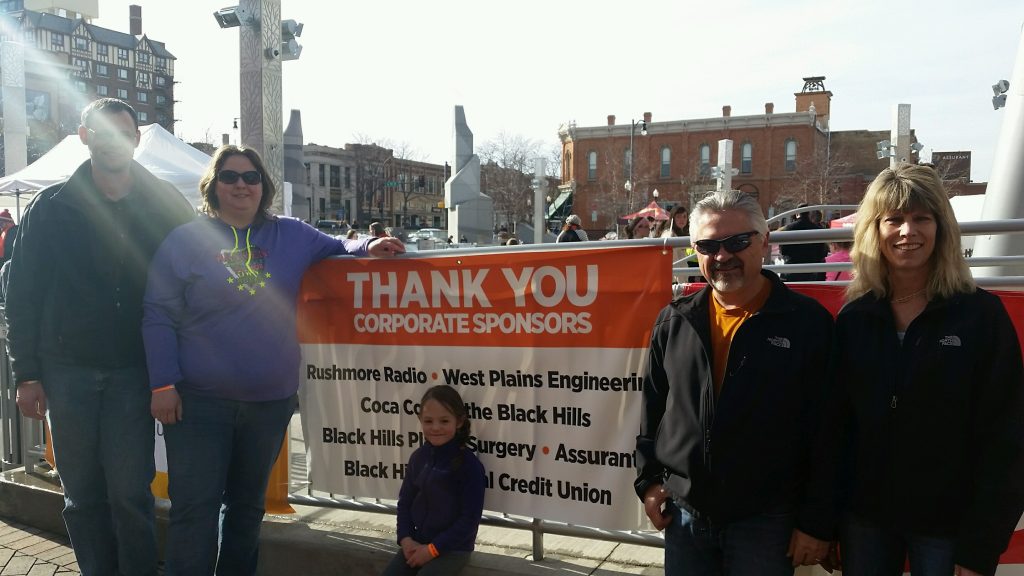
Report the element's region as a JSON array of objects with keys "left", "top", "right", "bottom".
[
  {"left": 152, "top": 384, "right": 176, "bottom": 393},
  {"left": 428, "top": 543, "right": 439, "bottom": 558}
]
